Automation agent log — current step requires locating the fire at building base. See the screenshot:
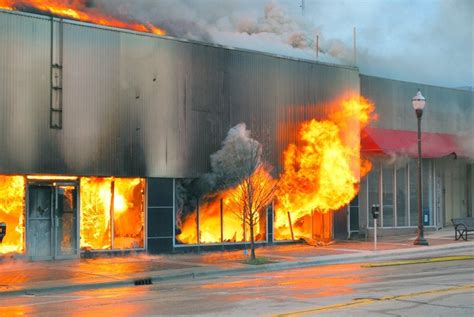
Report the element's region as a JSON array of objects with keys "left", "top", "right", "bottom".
[
  {"left": 0, "top": 175, "right": 145, "bottom": 259},
  {"left": 0, "top": 8, "right": 472, "bottom": 259}
]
